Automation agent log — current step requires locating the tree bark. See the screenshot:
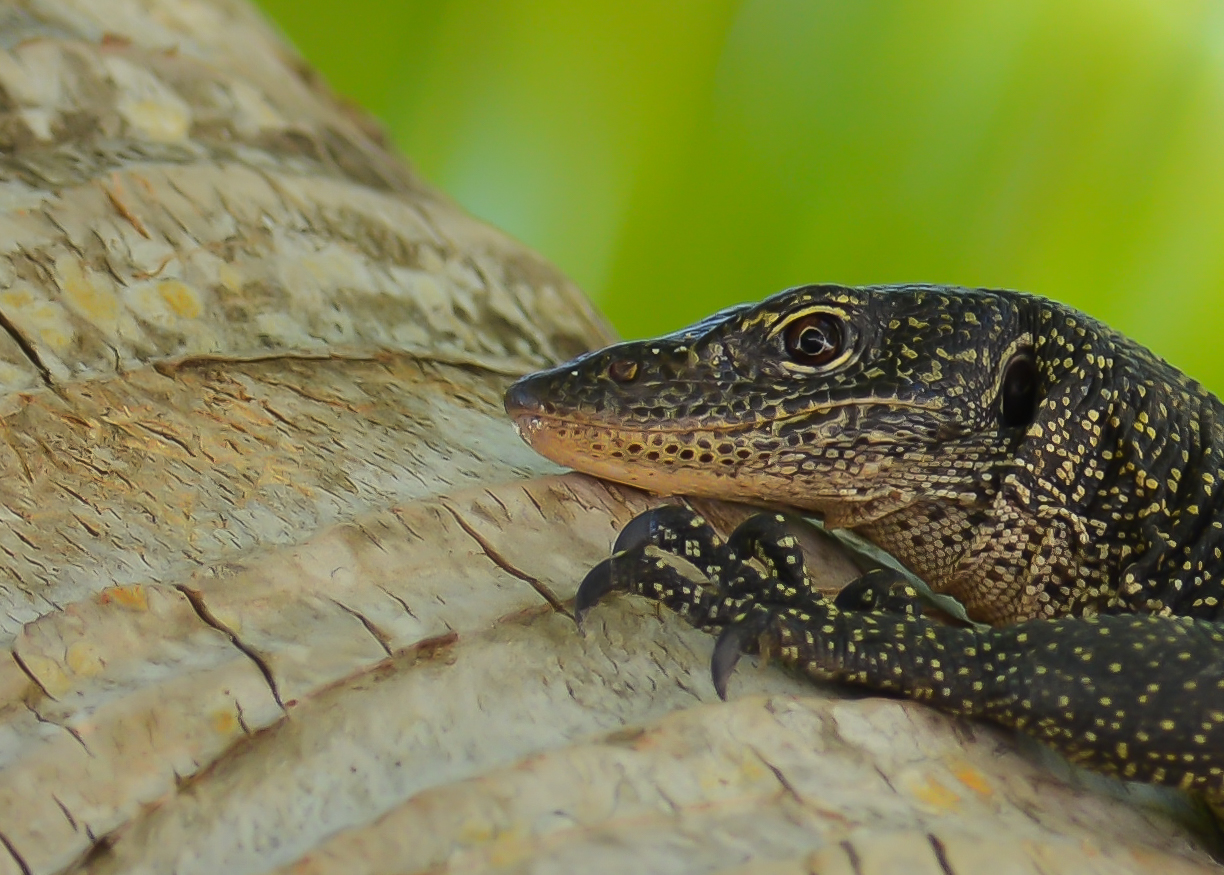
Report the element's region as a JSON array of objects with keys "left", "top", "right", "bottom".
[{"left": 0, "top": 2, "right": 1216, "bottom": 874}]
